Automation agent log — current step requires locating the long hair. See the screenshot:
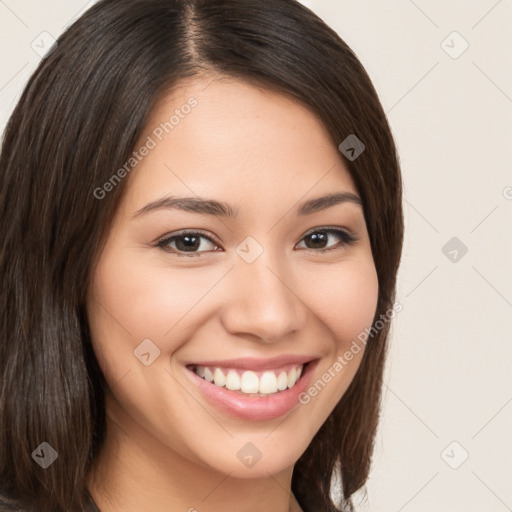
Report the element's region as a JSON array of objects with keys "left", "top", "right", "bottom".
[{"left": 0, "top": 1, "right": 404, "bottom": 510}]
